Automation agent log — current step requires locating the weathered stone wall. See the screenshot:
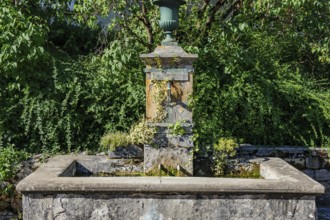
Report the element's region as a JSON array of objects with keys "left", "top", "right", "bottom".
[
  {"left": 237, "top": 145, "right": 330, "bottom": 187},
  {"left": 22, "top": 193, "right": 317, "bottom": 220},
  {"left": 237, "top": 144, "right": 330, "bottom": 219}
]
